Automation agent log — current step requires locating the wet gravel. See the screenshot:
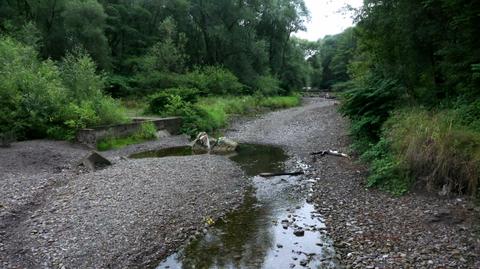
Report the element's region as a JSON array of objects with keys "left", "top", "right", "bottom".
[
  {"left": 1, "top": 137, "right": 245, "bottom": 268},
  {"left": 228, "top": 97, "right": 480, "bottom": 268}
]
